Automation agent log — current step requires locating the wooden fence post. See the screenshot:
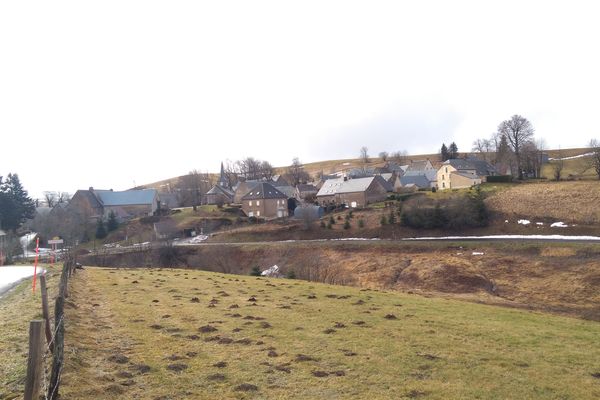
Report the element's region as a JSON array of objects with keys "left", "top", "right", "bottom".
[
  {"left": 48, "top": 294, "right": 64, "bottom": 400},
  {"left": 24, "top": 320, "right": 44, "bottom": 400},
  {"left": 39, "top": 274, "right": 54, "bottom": 353}
]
